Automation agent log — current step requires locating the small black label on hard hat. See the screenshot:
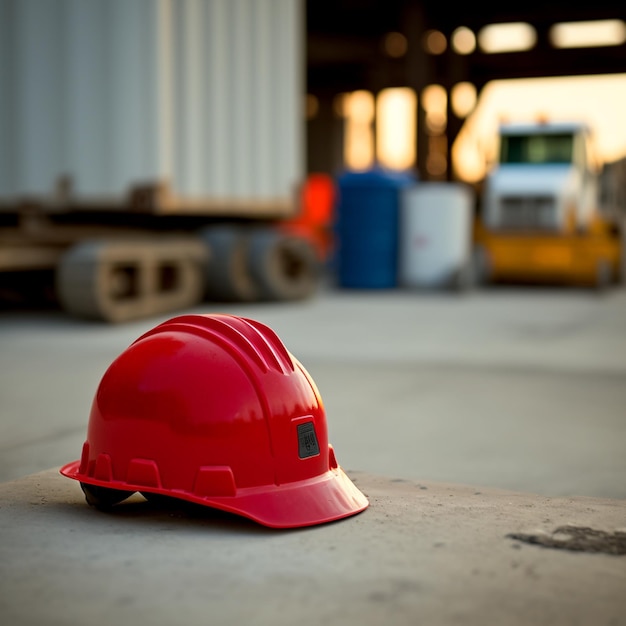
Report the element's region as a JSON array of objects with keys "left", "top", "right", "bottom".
[{"left": 297, "top": 422, "right": 320, "bottom": 458}]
